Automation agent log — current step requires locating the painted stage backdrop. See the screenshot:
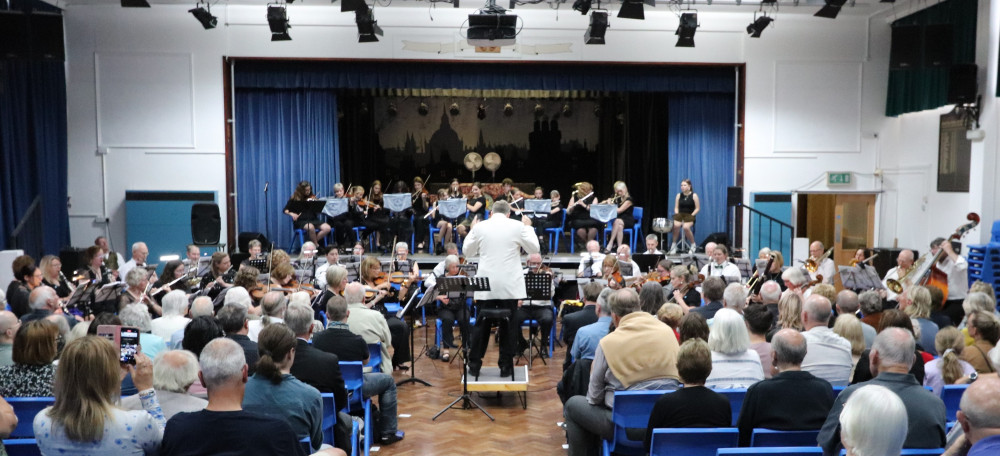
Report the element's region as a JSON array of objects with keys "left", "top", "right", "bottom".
[{"left": 372, "top": 97, "right": 602, "bottom": 193}]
